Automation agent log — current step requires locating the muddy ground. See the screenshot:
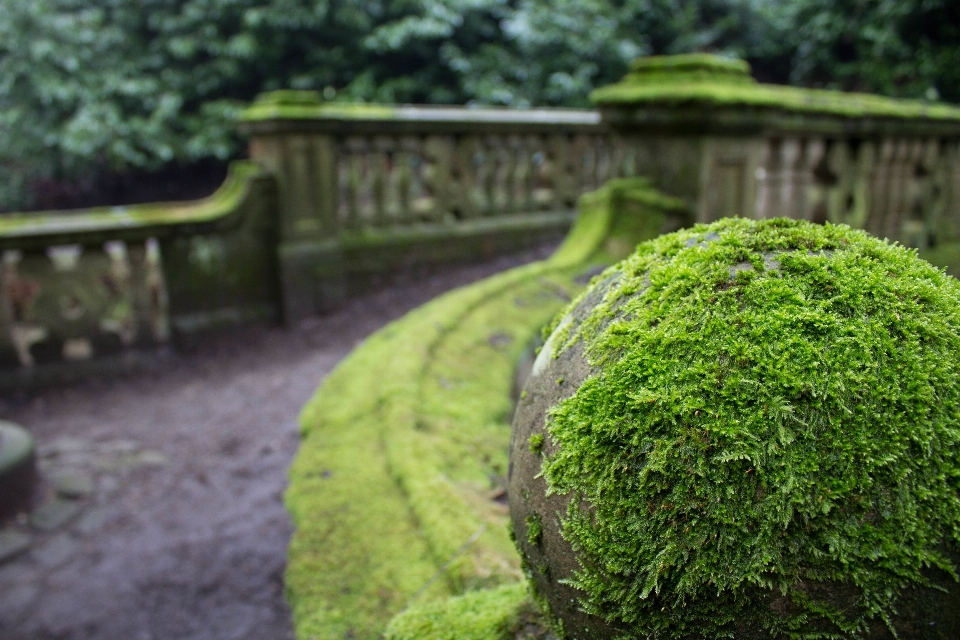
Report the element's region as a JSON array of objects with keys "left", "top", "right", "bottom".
[{"left": 0, "top": 246, "right": 554, "bottom": 640}]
